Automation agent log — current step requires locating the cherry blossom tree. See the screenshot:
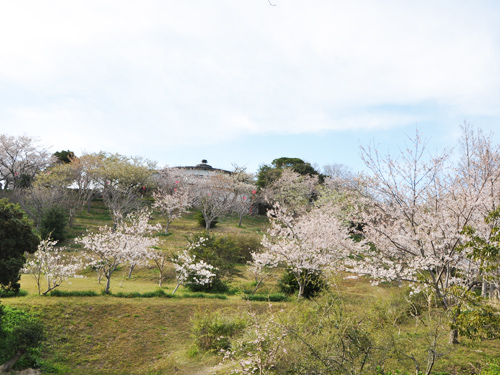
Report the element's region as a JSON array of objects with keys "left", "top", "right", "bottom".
[
  {"left": 191, "top": 172, "right": 239, "bottom": 230},
  {"left": 23, "top": 239, "right": 81, "bottom": 295},
  {"left": 171, "top": 250, "right": 216, "bottom": 294},
  {"left": 147, "top": 248, "right": 170, "bottom": 287},
  {"left": 153, "top": 187, "right": 190, "bottom": 234},
  {"left": 0, "top": 134, "right": 52, "bottom": 189},
  {"left": 76, "top": 209, "right": 161, "bottom": 294},
  {"left": 248, "top": 252, "right": 279, "bottom": 293},
  {"left": 354, "top": 126, "right": 500, "bottom": 343},
  {"left": 258, "top": 203, "right": 364, "bottom": 298},
  {"left": 261, "top": 168, "right": 319, "bottom": 214}
]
